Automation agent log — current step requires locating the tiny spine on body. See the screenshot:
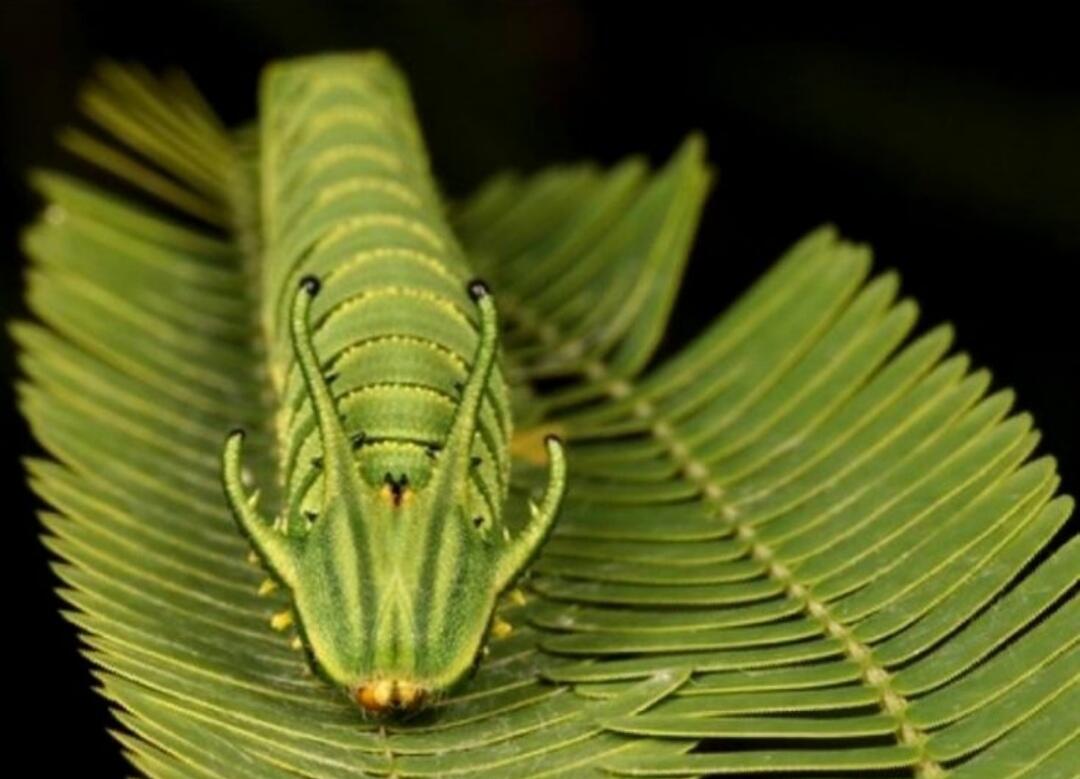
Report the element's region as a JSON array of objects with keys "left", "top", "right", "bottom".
[{"left": 220, "top": 53, "right": 566, "bottom": 714}]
